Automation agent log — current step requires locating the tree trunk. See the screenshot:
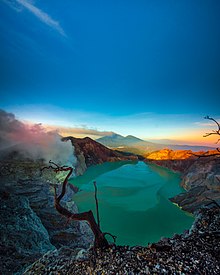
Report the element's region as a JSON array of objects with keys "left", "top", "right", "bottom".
[
  {"left": 41, "top": 161, "right": 109, "bottom": 249},
  {"left": 54, "top": 199, "right": 109, "bottom": 248}
]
